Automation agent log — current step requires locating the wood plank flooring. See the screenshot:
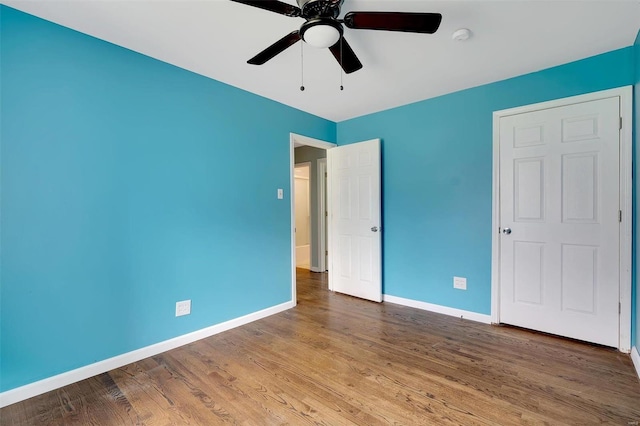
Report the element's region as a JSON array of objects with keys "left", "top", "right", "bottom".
[{"left": 2, "top": 268, "right": 640, "bottom": 425}]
